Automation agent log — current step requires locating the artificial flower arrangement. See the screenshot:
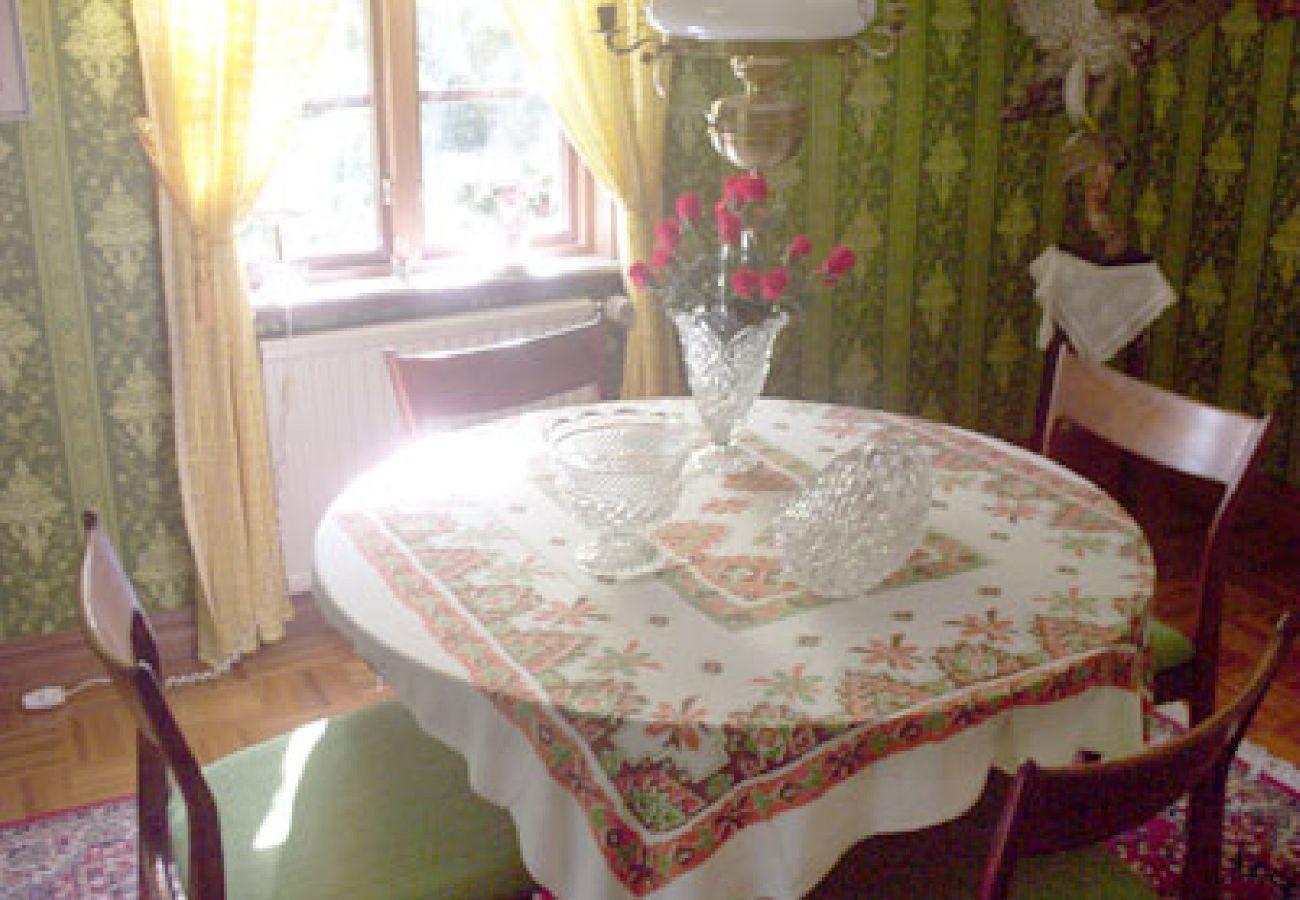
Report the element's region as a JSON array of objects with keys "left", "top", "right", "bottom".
[
  {"left": 456, "top": 174, "right": 553, "bottom": 244},
  {"left": 628, "top": 171, "right": 857, "bottom": 327}
]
